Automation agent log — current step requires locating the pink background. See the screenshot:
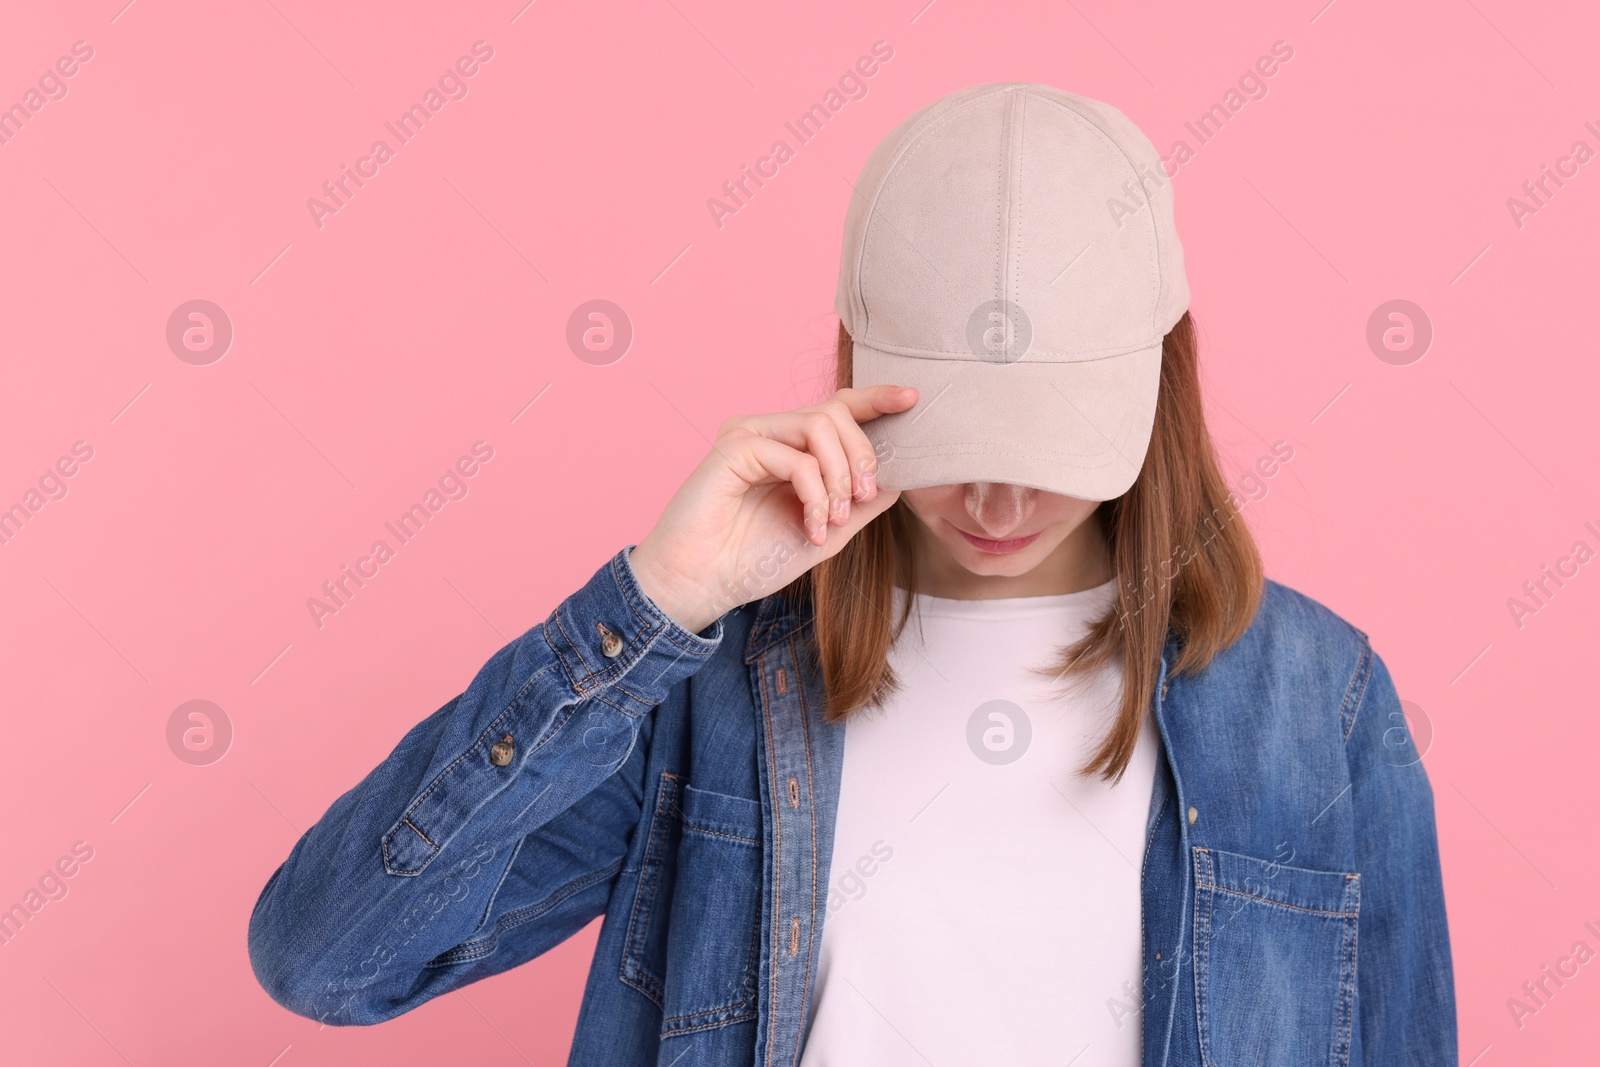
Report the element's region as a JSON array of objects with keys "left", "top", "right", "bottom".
[{"left": 1, "top": 0, "right": 1595, "bottom": 1064}]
